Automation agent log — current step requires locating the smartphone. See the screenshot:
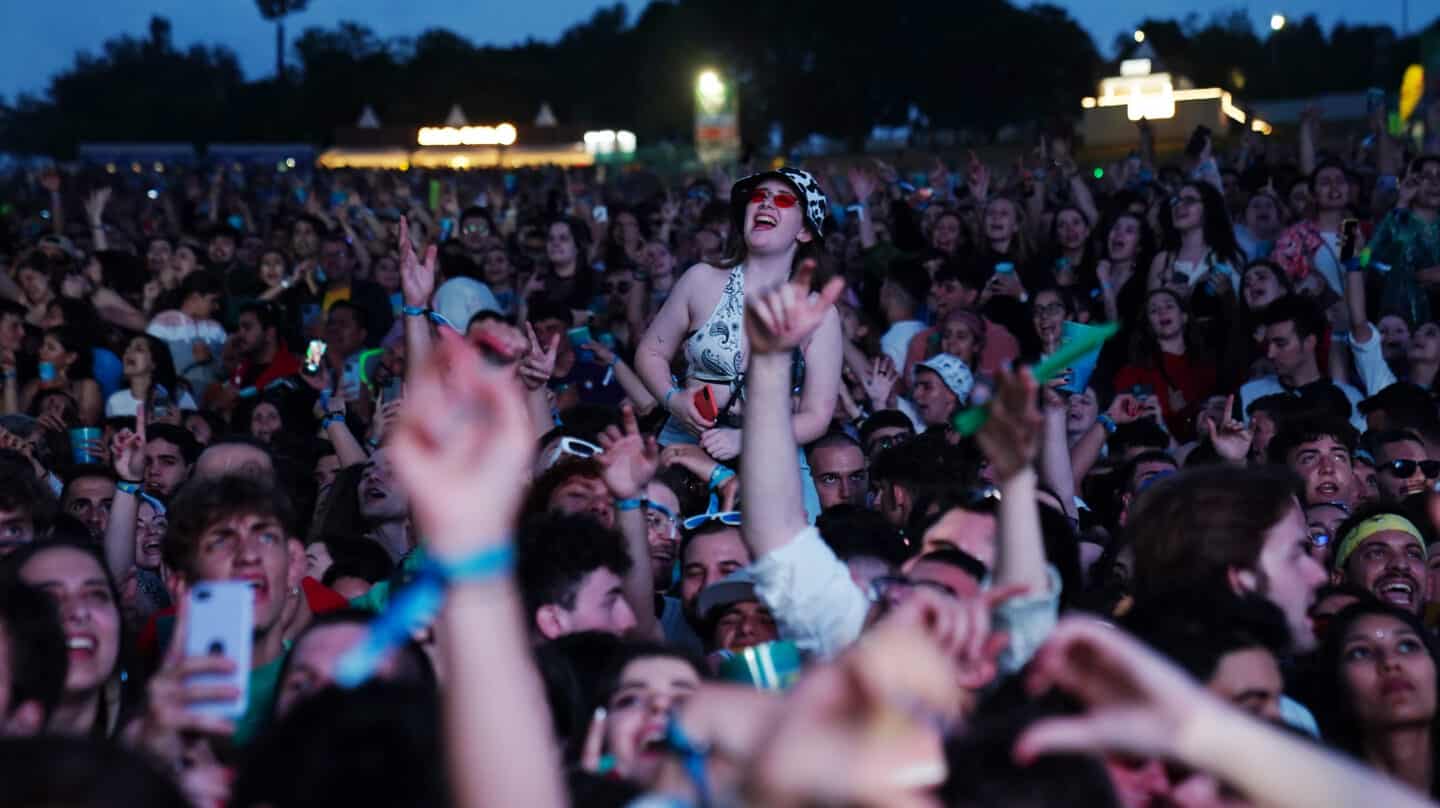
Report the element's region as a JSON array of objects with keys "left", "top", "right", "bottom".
[
  {"left": 184, "top": 581, "right": 253, "bottom": 719},
  {"left": 37, "top": 362, "right": 55, "bottom": 383},
  {"left": 592, "top": 205, "right": 609, "bottom": 224},
  {"left": 567, "top": 326, "right": 596, "bottom": 363},
  {"left": 303, "top": 340, "right": 327, "bottom": 375},
  {"left": 695, "top": 385, "right": 719, "bottom": 422},
  {"left": 439, "top": 217, "right": 455, "bottom": 242},
  {"left": 382, "top": 376, "right": 404, "bottom": 403},
  {"left": 1339, "top": 218, "right": 1360, "bottom": 264},
  {"left": 994, "top": 262, "right": 1015, "bottom": 275},
  {"left": 1131, "top": 384, "right": 1154, "bottom": 398}
]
